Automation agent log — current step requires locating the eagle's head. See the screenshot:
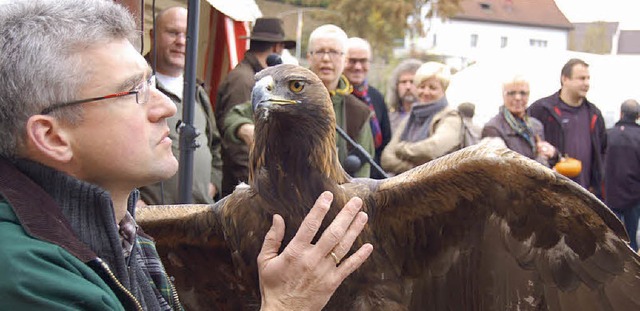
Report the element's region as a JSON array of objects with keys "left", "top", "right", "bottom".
[
  {"left": 252, "top": 64, "right": 335, "bottom": 126},
  {"left": 249, "top": 64, "right": 348, "bottom": 198}
]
